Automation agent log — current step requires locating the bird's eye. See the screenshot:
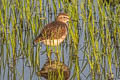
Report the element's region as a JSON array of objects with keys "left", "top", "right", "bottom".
[{"left": 63, "top": 17, "right": 66, "bottom": 18}]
